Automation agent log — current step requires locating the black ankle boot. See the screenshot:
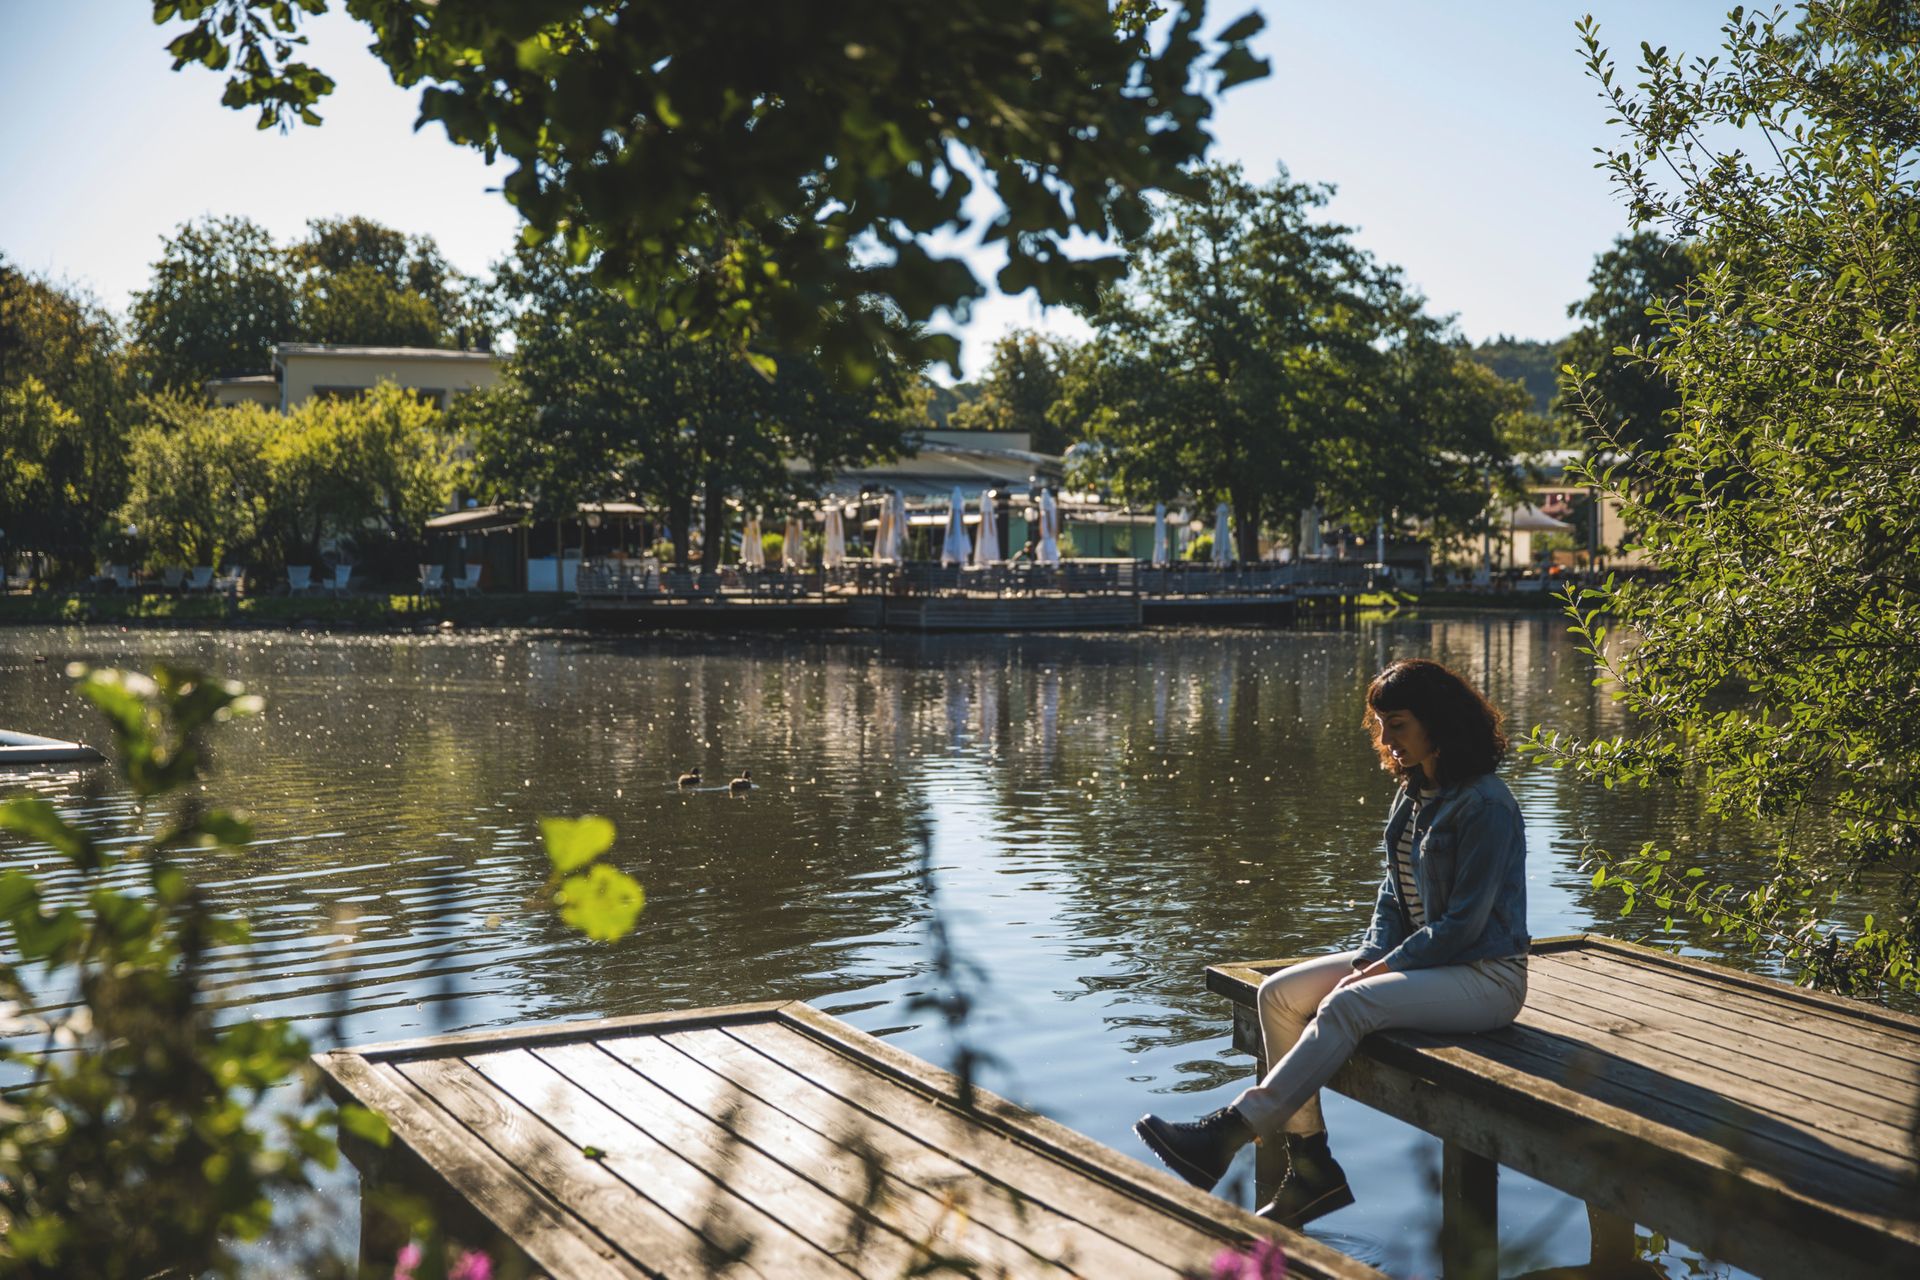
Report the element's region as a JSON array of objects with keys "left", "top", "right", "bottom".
[
  {"left": 1134, "top": 1106, "right": 1254, "bottom": 1189},
  {"left": 1256, "top": 1131, "right": 1354, "bottom": 1227}
]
